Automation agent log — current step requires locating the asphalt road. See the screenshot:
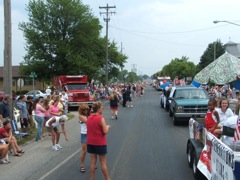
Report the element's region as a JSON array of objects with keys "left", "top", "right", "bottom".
[{"left": 0, "top": 86, "right": 195, "bottom": 180}]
